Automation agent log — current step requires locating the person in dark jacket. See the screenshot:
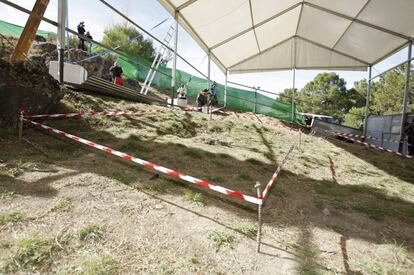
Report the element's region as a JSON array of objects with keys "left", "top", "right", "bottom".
[
  {"left": 85, "top": 31, "right": 93, "bottom": 53},
  {"left": 405, "top": 119, "right": 414, "bottom": 155},
  {"left": 208, "top": 81, "right": 218, "bottom": 106},
  {"left": 109, "top": 62, "right": 123, "bottom": 86},
  {"left": 77, "top": 22, "right": 86, "bottom": 51},
  {"left": 196, "top": 89, "right": 209, "bottom": 111}
]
